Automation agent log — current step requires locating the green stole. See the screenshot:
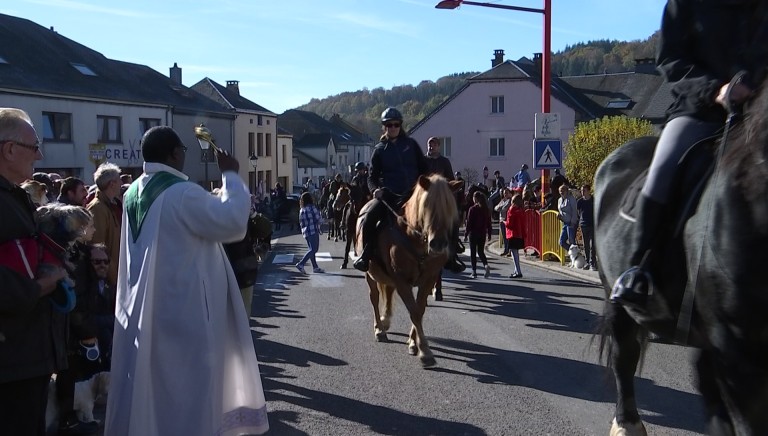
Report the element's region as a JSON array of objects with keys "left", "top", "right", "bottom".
[{"left": 124, "top": 171, "right": 186, "bottom": 242}]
